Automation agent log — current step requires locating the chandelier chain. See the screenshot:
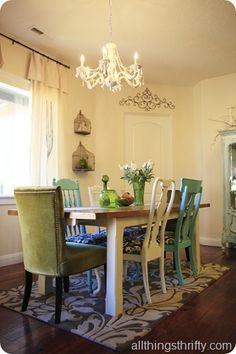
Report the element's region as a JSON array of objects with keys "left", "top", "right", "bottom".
[{"left": 109, "top": 0, "right": 113, "bottom": 41}]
